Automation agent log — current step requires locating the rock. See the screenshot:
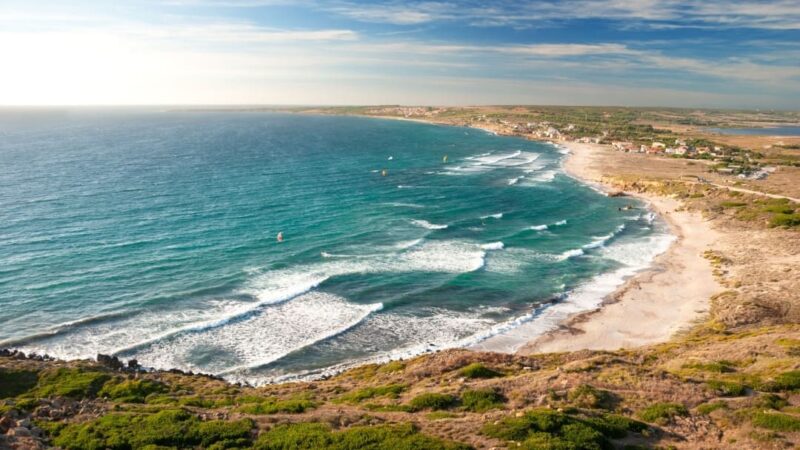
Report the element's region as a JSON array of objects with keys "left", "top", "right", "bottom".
[
  {"left": 0, "top": 416, "right": 14, "bottom": 434},
  {"left": 15, "top": 419, "right": 30, "bottom": 428},
  {"left": 8, "top": 427, "right": 31, "bottom": 437},
  {"left": 97, "top": 353, "right": 124, "bottom": 370},
  {"left": 127, "top": 359, "right": 140, "bottom": 370}
]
